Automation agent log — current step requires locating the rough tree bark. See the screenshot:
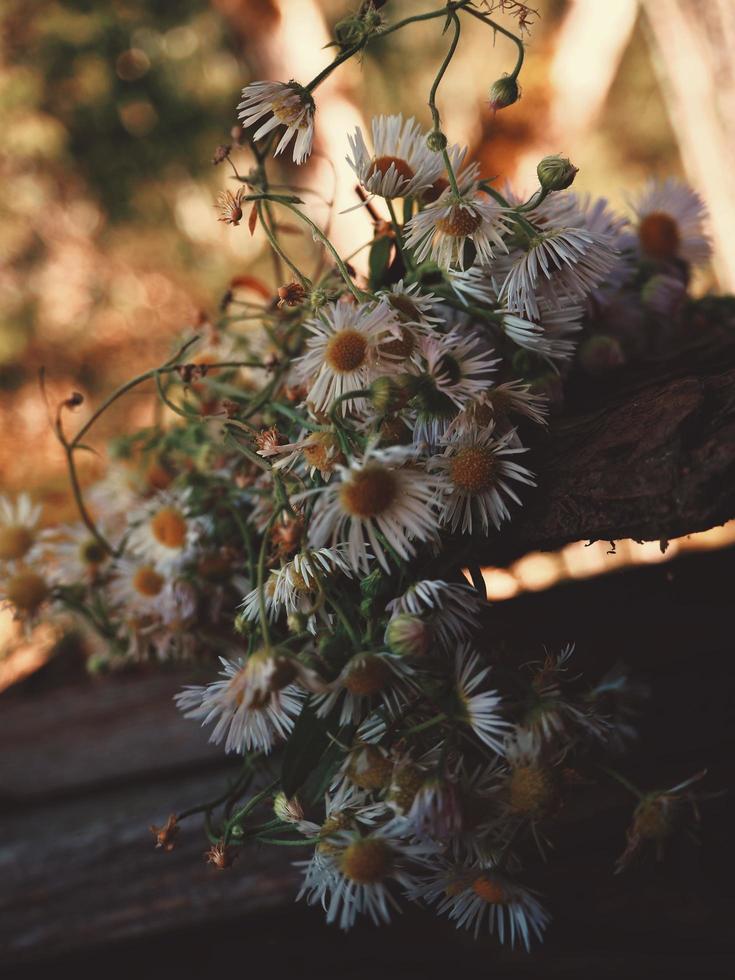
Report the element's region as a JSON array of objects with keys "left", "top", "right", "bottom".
[{"left": 470, "top": 329, "right": 735, "bottom": 566}]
